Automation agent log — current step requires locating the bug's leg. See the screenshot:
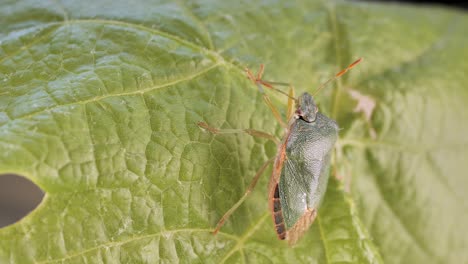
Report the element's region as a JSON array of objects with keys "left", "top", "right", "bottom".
[
  {"left": 246, "top": 65, "right": 293, "bottom": 99},
  {"left": 246, "top": 65, "right": 297, "bottom": 129},
  {"left": 261, "top": 93, "right": 287, "bottom": 128},
  {"left": 197, "top": 122, "right": 279, "bottom": 144},
  {"left": 213, "top": 157, "right": 275, "bottom": 235}
]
